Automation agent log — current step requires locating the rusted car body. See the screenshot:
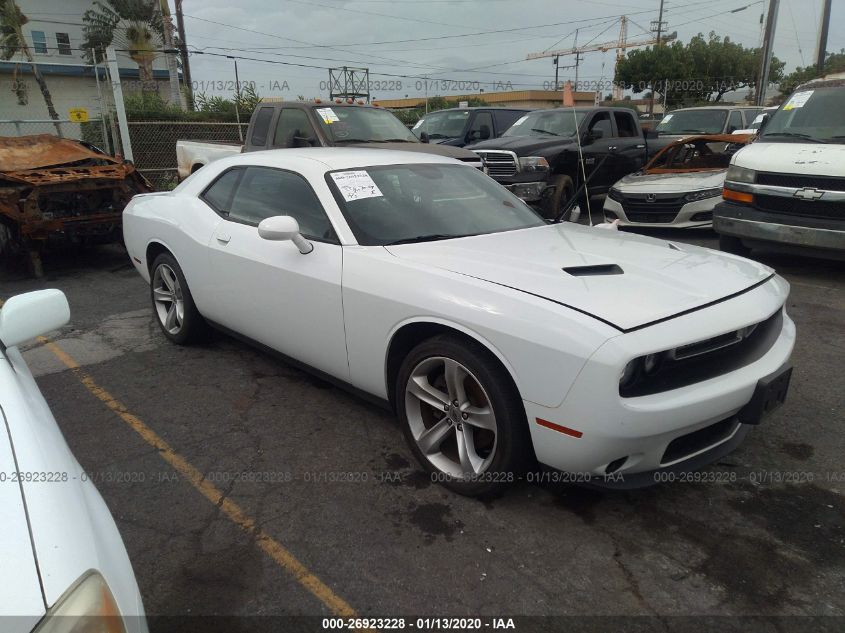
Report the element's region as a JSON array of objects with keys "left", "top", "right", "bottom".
[{"left": 0, "top": 135, "right": 151, "bottom": 275}]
